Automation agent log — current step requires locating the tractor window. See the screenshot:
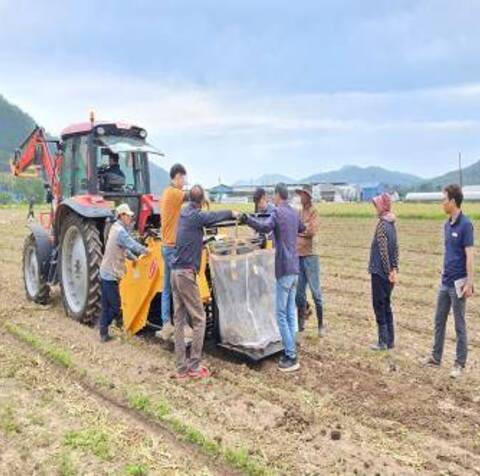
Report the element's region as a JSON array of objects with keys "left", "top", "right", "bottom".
[
  {"left": 72, "top": 135, "right": 89, "bottom": 194},
  {"left": 60, "top": 138, "right": 74, "bottom": 197},
  {"left": 60, "top": 136, "right": 89, "bottom": 197},
  {"left": 120, "top": 152, "right": 135, "bottom": 189}
]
